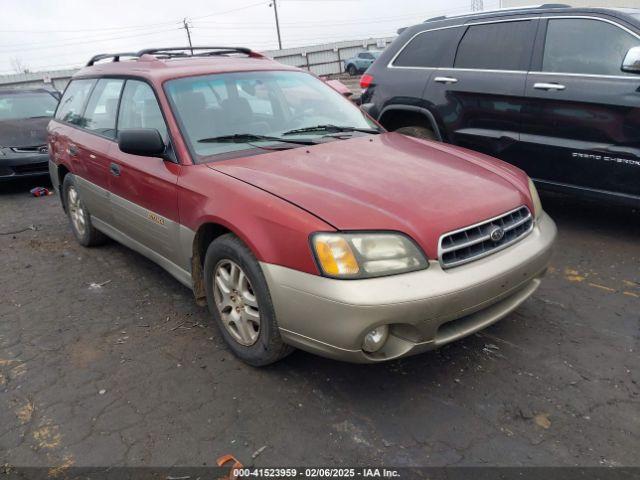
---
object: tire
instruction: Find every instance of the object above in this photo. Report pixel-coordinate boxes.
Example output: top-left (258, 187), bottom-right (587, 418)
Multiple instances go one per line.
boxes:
top-left (347, 64), bottom-right (358, 76)
top-left (395, 125), bottom-right (438, 141)
top-left (62, 174), bottom-right (107, 247)
top-left (204, 233), bottom-right (293, 366)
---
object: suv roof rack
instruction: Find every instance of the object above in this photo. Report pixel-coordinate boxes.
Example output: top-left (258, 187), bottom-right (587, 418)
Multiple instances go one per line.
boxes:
top-left (424, 3), bottom-right (570, 22)
top-left (86, 46), bottom-right (262, 66)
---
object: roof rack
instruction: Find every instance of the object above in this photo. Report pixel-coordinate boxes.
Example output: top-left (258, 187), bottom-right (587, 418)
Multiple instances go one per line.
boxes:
top-left (424, 3), bottom-right (570, 22)
top-left (86, 46), bottom-right (262, 66)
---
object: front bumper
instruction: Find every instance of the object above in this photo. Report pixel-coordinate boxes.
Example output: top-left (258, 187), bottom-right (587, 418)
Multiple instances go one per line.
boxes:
top-left (0, 153), bottom-right (50, 181)
top-left (261, 212), bottom-right (557, 363)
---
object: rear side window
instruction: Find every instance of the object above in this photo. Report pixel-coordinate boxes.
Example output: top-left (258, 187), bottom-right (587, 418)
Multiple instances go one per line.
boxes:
top-left (455, 21), bottom-right (535, 71)
top-left (393, 28), bottom-right (461, 68)
top-left (543, 19), bottom-right (640, 76)
top-left (82, 79), bottom-right (124, 138)
top-left (55, 79), bottom-right (95, 125)
top-left (117, 80), bottom-right (167, 141)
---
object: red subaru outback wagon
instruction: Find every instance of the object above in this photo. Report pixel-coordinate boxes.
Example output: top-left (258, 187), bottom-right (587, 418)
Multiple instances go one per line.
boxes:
top-left (48, 47), bottom-right (556, 365)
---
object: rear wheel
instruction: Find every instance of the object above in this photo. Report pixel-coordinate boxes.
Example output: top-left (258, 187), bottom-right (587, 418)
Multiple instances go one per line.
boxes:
top-left (395, 125), bottom-right (438, 141)
top-left (63, 174), bottom-right (107, 247)
top-left (204, 233), bottom-right (293, 366)
top-left (347, 64), bottom-right (358, 76)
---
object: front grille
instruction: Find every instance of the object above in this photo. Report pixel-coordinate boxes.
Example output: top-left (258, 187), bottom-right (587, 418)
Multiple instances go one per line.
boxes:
top-left (438, 206), bottom-right (533, 269)
top-left (11, 145), bottom-right (47, 154)
top-left (13, 162), bottom-right (49, 174)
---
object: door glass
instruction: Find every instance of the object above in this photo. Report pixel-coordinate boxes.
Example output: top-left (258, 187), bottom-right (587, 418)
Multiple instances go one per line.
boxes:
top-left (117, 80), bottom-right (168, 141)
top-left (543, 19), bottom-right (640, 76)
top-left (82, 79), bottom-right (124, 138)
top-left (55, 79), bottom-right (96, 125)
top-left (393, 28), bottom-right (461, 68)
top-left (454, 21), bottom-right (535, 71)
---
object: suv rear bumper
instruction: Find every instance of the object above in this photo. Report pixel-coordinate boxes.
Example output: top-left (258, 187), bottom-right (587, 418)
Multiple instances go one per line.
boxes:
top-left (261, 212), bottom-right (556, 363)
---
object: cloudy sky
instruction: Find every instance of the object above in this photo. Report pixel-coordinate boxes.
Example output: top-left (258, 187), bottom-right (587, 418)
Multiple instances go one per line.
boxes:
top-left (0, 0), bottom-right (500, 75)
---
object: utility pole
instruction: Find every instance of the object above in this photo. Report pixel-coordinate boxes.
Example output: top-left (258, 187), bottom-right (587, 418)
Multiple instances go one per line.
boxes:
top-left (270, 1), bottom-right (283, 50)
top-left (183, 18), bottom-right (193, 54)
top-left (471, 0), bottom-right (484, 11)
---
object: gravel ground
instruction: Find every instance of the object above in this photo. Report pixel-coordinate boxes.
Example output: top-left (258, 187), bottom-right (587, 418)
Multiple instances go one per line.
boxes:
top-left (0, 178), bottom-right (638, 469)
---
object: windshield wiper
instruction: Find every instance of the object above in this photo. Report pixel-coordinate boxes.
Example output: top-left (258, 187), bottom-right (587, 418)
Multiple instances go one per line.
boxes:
top-left (282, 124), bottom-right (380, 136)
top-left (198, 133), bottom-right (316, 145)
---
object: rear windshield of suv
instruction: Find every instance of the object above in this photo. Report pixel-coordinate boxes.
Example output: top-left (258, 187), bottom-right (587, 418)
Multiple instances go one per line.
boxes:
top-left (0, 91), bottom-right (57, 121)
top-left (165, 70), bottom-right (377, 161)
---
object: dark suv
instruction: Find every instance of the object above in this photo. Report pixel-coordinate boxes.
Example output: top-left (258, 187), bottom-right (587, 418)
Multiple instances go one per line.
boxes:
top-left (362, 5), bottom-right (640, 207)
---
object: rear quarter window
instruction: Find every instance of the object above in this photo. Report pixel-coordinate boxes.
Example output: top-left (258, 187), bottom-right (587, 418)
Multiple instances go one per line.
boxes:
top-left (393, 27), bottom-right (461, 68)
top-left (55, 79), bottom-right (96, 125)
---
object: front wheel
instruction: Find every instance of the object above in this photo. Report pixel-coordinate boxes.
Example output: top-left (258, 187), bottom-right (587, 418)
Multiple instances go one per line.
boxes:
top-left (204, 233), bottom-right (293, 366)
top-left (347, 64), bottom-right (358, 76)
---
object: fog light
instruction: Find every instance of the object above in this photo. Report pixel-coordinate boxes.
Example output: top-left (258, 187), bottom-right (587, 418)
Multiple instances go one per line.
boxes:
top-left (362, 325), bottom-right (389, 353)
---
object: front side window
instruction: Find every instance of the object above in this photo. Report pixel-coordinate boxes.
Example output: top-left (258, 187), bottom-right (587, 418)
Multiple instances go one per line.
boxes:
top-left (165, 70), bottom-right (378, 161)
top-left (82, 79), bottom-right (124, 138)
top-left (542, 18), bottom-right (640, 76)
top-left (55, 79), bottom-right (96, 125)
top-left (117, 80), bottom-right (168, 141)
top-left (454, 21), bottom-right (535, 71)
top-left (0, 91), bottom-right (58, 121)
top-left (393, 28), bottom-right (460, 68)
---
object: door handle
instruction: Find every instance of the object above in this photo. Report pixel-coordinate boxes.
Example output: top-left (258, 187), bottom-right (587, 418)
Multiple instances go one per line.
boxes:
top-left (110, 163), bottom-right (121, 177)
top-left (434, 76), bottom-right (459, 84)
top-left (533, 82), bottom-right (566, 91)
top-left (68, 144), bottom-right (78, 156)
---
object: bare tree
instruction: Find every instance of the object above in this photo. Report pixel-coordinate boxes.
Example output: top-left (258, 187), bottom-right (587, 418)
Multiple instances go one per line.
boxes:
top-left (10, 57), bottom-right (31, 74)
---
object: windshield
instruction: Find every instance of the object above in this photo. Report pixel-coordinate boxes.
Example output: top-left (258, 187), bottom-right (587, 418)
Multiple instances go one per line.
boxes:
top-left (0, 91), bottom-right (58, 121)
top-left (165, 70), bottom-right (378, 161)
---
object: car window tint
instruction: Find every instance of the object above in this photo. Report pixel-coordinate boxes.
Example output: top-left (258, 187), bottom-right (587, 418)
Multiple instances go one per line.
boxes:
top-left (0, 92), bottom-right (57, 121)
top-left (360, 52), bottom-right (374, 59)
top-left (393, 28), bottom-right (461, 68)
top-left (82, 79), bottom-right (124, 138)
top-left (454, 21), bottom-right (534, 71)
top-left (55, 79), bottom-right (96, 125)
top-left (117, 80), bottom-right (168, 141)
top-left (543, 19), bottom-right (640, 76)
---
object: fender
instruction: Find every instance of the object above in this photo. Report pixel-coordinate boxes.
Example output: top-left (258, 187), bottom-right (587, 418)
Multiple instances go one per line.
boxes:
top-left (377, 104), bottom-right (443, 142)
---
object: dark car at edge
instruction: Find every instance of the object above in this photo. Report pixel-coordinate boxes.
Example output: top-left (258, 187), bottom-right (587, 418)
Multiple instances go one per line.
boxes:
top-left (361, 4), bottom-right (640, 207)
top-left (0, 88), bottom-right (59, 182)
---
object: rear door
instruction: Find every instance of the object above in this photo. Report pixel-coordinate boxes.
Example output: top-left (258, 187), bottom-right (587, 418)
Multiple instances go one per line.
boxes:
top-left (107, 79), bottom-right (182, 266)
top-left (424, 18), bottom-right (538, 162)
top-left (520, 16), bottom-right (640, 198)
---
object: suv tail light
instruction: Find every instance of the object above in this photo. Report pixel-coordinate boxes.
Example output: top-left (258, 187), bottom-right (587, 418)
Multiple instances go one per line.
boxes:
top-left (360, 74), bottom-right (374, 89)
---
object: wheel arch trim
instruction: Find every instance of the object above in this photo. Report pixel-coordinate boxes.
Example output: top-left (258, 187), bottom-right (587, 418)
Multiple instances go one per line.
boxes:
top-left (377, 105), bottom-right (443, 141)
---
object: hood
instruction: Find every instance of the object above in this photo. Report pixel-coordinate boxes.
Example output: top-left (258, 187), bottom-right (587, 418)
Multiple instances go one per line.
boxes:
top-left (0, 117), bottom-right (50, 148)
top-left (208, 133), bottom-right (532, 259)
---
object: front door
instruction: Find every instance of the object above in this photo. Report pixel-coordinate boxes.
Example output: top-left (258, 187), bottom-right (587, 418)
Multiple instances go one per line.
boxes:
top-left (519, 17), bottom-right (640, 198)
top-left (425, 18), bottom-right (538, 163)
top-left (107, 79), bottom-right (182, 266)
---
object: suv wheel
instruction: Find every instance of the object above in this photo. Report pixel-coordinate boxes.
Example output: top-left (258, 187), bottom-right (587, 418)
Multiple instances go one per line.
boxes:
top-left (63, 174), bottom-right (107, 247)
top-left (204, 233), bottom-right (293, 366)
top-left (347, 64), bottom-right (358, 76)
top-left (395, 126), bottom-right (438, 141)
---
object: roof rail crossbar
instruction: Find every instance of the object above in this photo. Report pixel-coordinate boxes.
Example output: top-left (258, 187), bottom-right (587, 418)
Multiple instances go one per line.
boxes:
top-left (423, 3), bottom-right (571, 22)
top-left (136, 46), bottom-right (262, 58)
top-left (86, 52), bottom-right (138, 67)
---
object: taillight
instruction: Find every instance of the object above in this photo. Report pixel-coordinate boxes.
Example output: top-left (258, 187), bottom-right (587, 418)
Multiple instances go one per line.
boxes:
top-left (360, 74), bottom-right (374, 89)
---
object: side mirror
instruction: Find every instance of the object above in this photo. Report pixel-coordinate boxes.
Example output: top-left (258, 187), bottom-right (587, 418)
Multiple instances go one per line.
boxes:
top-left (118, 129), bottom-right (165, 157)
top-left (325, 79), bottom-right (354, 99)
top-left (622, 46), bottom-right (640, 73)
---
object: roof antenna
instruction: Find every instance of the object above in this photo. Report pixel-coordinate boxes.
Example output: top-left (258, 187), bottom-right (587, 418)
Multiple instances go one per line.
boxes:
top-left (182, 18), bottom-right (194, 55)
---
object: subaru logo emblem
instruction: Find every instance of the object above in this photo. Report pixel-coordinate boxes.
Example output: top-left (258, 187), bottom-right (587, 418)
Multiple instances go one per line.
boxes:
top-left (489, 226), bottom-right (505, 242)
top-left (39, 146), bottom-right (48, 154)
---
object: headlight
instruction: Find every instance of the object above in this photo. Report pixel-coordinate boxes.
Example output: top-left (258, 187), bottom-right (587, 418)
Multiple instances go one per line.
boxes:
top-left (311, 232), bottom-right (428, 279)
top-left (528, 178), bottom-right (542, 219)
